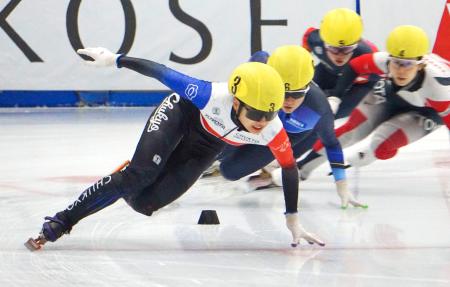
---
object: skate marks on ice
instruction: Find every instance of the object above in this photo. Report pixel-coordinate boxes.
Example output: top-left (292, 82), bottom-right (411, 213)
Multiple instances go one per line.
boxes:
top-left (0, 108), bottom-right (449, 286)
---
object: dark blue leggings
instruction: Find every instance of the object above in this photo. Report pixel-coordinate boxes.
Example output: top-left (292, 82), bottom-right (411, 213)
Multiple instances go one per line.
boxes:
top-left (335, 81), bottom-right (378, 119)
top-left (63, 96), bottom-right (225, 226)
top-left (220, 131), bottom-right (316, 180)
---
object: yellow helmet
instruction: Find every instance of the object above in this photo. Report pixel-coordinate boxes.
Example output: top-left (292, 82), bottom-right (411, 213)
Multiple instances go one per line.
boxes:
top-left (386, 25), bottom-right (429, 58)
top-left (228, 62), bottom-right (284, 112)
top-left (267, 45), bottom-right (314, 91)
top-left (319, 8), bottom-right (363, 46)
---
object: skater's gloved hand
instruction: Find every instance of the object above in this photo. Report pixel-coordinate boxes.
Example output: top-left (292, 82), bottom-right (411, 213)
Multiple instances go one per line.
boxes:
top-left (285, 212), bottom-right (325, 247)
top-left (77, 47), bottom-right (120, 67)
top-left (327, 96), bottom-right (341, 115)
top-left (336, 179), bottom-right (368, 209)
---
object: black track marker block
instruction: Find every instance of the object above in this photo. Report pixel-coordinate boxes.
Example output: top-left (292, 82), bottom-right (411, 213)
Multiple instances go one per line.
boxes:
top-left (197, 210), bottom-right (220, 225)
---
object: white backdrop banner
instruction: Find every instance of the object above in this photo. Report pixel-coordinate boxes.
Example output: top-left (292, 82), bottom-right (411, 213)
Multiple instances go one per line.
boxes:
top-left (0, 0), bottom-right (447, 90)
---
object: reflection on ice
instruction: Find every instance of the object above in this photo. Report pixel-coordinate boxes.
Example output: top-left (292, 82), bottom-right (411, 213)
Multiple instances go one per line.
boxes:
top-left (0, 108), bottom-right (448, 287)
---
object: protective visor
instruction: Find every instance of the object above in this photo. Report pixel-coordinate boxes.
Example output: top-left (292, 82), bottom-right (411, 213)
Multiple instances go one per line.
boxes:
top-left (240, 101), bottom-right (278, 121)
top-left (285, 85), bottom-right (310, 99)
top-left (325, 43), bottom-right (358, 55)
top-left (389, 57), bottom-right (424, 68)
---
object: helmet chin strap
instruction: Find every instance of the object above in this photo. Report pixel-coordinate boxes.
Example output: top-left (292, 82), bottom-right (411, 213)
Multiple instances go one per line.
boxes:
top-left (231, 104), bottom-right (248, 132)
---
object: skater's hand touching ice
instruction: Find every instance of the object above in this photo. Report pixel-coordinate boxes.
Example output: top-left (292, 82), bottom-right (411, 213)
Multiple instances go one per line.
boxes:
top-left (285, 213), bottom-right (325, 247)
top-left (336, 180), bottom-right (368, 209)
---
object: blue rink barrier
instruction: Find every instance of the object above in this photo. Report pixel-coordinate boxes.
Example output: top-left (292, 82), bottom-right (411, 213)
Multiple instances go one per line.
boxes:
top-left (0, 90), bottom-right (171, 107)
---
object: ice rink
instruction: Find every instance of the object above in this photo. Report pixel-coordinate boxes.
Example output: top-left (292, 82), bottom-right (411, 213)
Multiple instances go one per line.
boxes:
top-left (1, 107), bottom-right (449, 287)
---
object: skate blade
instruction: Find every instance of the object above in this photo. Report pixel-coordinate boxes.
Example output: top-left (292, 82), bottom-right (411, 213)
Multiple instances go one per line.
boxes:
top-left (248, 177), bottom-right (277, 190)
top-left (24, 237), bottom-right (44, 251)
top-left (201, 169), bottom-right (221, 178)
top-left (254, 183), bottom-right (278, 190)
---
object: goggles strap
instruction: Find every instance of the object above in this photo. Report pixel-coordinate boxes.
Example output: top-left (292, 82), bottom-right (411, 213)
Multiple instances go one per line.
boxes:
top-left (231, 102), bottom-right (248, 132)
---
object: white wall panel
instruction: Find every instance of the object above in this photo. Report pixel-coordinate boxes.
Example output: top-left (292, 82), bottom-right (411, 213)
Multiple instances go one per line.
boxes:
top-left (0, 0), bottom-right (447, 90)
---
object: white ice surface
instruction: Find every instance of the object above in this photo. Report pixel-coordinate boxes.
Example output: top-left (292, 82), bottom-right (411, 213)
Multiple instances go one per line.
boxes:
top-left (0, 107), bottom-right (449, 287)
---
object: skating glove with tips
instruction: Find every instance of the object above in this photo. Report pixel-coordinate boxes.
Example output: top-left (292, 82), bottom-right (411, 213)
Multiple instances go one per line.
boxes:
top-left (77, 47), bottom-right (121, 67)
top-left (285, 213), bottom-right (325, 247)
top-left (336, 179), bottom-right (368, 209)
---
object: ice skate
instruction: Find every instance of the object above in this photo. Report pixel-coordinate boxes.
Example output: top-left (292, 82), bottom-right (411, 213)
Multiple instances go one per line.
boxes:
top-left (24, 212), bottom-right (72, 251)
top-left (247, 169), bottom-right (277, 190)
top-left (201, 160), bottom-right (221, 178)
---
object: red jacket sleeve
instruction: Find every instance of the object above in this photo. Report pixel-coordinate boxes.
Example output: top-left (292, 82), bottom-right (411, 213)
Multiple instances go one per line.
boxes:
top-left (426, 99), bottom-right (450, 129)
top-left (349, 53), bottom-right (385, 76)
top-left (361, 39), bottom-right (379, 52)
top-left (268, 128), bottom-right (300, 214)
top-left (268, 129), bottom-right (296, 168)
top-left (302, 27), bottom-right (316, 52)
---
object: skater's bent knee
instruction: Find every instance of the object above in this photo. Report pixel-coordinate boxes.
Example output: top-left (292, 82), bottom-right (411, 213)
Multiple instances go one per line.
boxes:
top-left (374, 147), bottom-right (398, 160)
top-left (219, 164), bottom-right (242, 181)
top-left (134, 207), bottom-right (154, 217)
top-left (373, 130), bottom-right (407, 160)
top-left (125, 198), bottom-right (155, 216)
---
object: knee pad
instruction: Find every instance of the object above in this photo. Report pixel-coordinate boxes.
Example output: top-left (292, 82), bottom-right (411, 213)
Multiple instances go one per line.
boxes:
top-left (374, 147), bottom-right (398, 160)
top-left (372, 130), bottom-right (406, 160)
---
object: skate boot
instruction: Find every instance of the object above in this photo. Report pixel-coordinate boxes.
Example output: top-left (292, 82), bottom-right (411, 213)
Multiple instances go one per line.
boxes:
top-left (269, 166), bottom-right (307, 187)
top-left (247, 169), bottom-right (276, 190)
top-left (25, 212), bottom-right (72, 251)
top-left (201, 160), bottom-right (221, 178)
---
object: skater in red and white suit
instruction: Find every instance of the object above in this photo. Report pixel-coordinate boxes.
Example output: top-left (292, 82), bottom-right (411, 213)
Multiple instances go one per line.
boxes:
top-left (298, 25), bottom-right (450, 175)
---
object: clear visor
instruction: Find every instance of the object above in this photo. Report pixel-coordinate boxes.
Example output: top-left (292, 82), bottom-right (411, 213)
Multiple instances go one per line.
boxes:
top-left (389, 57), bottom-right (424, 68)
top-left (324, 43), bottom-right (358, 55)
